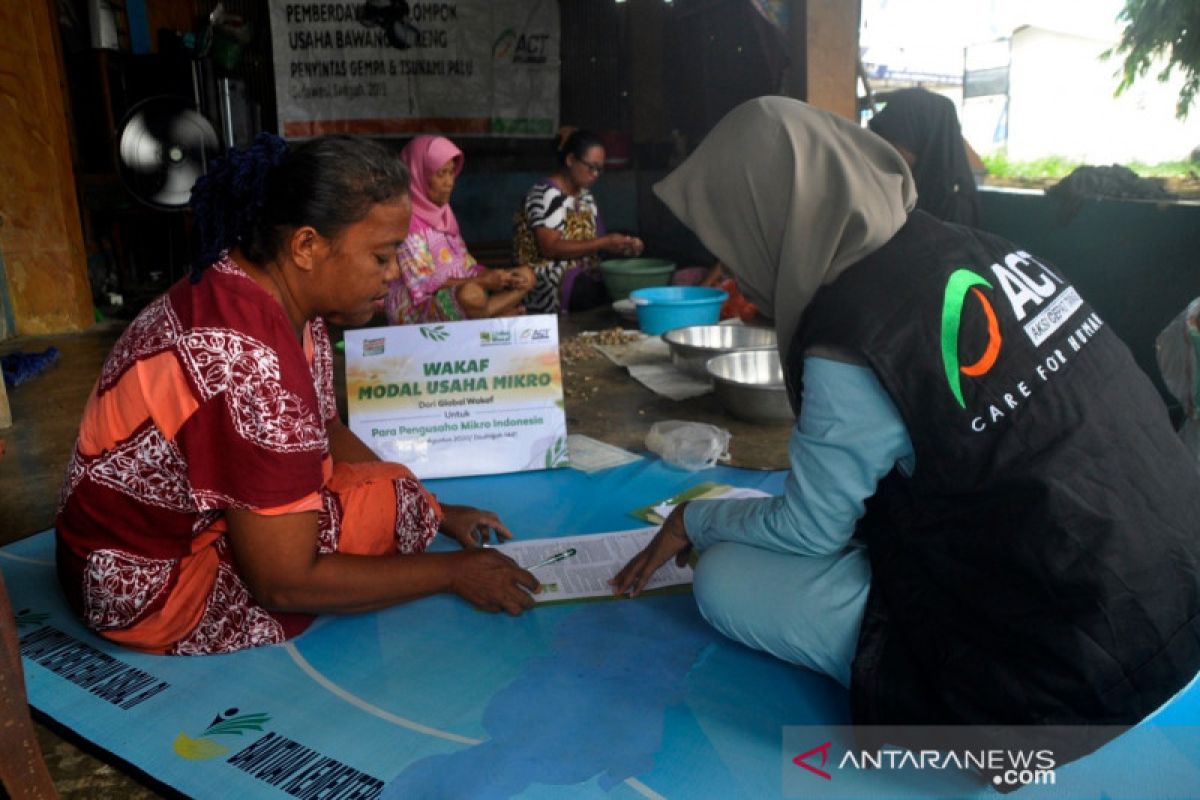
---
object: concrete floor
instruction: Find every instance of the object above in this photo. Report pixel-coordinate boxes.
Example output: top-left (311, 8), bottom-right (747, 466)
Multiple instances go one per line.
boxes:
top-left (1, 323), bottom-right (124, 545)
top-left (0, 307), bottom-right (793, 797)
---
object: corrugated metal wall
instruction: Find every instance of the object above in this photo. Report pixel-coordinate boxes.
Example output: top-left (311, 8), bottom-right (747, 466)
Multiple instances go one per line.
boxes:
top-left (558, 1), bottom-right (626, 133)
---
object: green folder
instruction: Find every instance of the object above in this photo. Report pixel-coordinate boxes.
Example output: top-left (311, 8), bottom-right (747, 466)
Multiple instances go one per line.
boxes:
top-left (629, 481), bottom-right (734, 524)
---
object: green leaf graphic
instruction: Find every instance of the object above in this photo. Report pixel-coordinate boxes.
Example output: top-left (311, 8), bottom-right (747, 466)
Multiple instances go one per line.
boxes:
top-left (544, 436), bottom-right (569, 469)
top-left (419, 325), bottom-right (449, 342)
top-left (205, 712), bottom-right (272, 737)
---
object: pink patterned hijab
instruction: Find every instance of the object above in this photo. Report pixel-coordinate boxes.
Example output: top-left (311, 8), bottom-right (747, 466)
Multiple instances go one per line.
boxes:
top-left (400, 135), bottom-right (464, 237)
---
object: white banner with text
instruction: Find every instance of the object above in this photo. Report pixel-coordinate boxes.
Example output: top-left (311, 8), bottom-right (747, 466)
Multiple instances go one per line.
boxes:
top-left (344, 315), bottom-right (567, 479)
top-left (269, 0), bottom-right (560, 138)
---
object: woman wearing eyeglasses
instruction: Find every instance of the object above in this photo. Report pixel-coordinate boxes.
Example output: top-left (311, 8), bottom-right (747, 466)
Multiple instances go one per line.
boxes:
top-left (513, 128), bottom-right (644, 313)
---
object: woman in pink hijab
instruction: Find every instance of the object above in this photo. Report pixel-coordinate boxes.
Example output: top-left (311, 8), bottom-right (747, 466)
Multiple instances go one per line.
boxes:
top-left (385, 135), bottom-right (533, 324)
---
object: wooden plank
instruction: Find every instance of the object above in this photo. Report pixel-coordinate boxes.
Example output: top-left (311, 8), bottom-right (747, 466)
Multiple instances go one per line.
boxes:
top-left (0, 0), bottom-right (93, 335)
top-left (802, 0), bottom-right (861, 120)
top-left (0, 376), bottom-right (10, 429)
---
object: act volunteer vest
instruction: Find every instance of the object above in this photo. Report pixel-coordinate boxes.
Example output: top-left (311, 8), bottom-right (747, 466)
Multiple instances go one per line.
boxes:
top-left (790, 211), bottom-right (1200, 736)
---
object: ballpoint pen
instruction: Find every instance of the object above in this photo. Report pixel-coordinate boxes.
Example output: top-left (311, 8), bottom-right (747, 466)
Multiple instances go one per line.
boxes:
top-left (470, 528), bottom-right (496, 548)
top-left (525, 547), bottom-right (577, 571)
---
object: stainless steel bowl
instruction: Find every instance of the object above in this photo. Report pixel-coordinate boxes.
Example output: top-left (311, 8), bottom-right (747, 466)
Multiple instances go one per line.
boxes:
top-left (661, 324), bottom-right (777, 378)
top-left (705, 350), bottom-right (794, 424)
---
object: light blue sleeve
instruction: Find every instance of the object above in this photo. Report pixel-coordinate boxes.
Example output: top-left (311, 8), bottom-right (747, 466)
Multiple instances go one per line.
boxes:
top-left (683, 357), bottom-right (915, 556)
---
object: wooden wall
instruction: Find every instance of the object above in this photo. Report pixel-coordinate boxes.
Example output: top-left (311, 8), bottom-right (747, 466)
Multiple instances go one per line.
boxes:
top-left (0, 0), bottom-right (93, 336)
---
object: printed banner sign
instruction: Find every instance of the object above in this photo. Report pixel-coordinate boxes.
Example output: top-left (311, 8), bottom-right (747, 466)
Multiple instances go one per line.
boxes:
top-left (344, 315), bottom-right (567, 479)
top-left (269, 0), bottom-right (560, 138)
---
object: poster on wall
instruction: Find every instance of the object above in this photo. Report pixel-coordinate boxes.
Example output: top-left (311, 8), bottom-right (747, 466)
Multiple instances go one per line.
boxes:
top-left (269, 0), bottom-right (560, 138)
top-left (344, 315), bottom-right (568, 479)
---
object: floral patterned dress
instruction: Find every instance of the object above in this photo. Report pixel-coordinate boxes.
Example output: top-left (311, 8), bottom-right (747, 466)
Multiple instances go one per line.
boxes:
top-left (385, 227), bottom-right (486, 324)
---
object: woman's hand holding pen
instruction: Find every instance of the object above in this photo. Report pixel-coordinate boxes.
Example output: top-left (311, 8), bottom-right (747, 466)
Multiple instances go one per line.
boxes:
top-left (610, 503), bottom-right (692, 598)
top-left (440, 505), bottom-right (536, 615)
top-left (439, 504), bottom-right (512, 549)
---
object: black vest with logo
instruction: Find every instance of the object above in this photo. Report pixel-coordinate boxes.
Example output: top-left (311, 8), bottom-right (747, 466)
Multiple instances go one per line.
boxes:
top-left (790, 211), bottom-right (1200, 740)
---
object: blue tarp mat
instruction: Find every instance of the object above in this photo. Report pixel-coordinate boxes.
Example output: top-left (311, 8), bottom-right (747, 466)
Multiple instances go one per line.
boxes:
top-left (4, 458), bottom-right (1199, 798)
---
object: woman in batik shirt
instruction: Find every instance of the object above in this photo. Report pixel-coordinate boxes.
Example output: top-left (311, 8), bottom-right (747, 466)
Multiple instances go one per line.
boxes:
top-left (55, 135), bottom-right (538, 655)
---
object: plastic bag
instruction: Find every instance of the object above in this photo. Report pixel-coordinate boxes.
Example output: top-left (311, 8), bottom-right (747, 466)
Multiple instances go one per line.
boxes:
top-left (1155, 297), bottom-right (1200, 463)
top-left (645, 420), bottom-right (731, 471)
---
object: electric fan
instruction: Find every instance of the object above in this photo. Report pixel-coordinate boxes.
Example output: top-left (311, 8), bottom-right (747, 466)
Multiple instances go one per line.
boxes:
top-left (116, 96), bottom-right (220, 210)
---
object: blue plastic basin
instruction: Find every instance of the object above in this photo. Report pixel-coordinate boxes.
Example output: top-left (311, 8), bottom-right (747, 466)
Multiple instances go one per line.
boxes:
top-left (629, 286), bottom-right (729, 335)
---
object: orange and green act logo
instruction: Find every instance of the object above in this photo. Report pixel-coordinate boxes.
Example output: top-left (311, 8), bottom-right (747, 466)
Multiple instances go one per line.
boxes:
top-left (940, 269), bottom-right (1003, 408)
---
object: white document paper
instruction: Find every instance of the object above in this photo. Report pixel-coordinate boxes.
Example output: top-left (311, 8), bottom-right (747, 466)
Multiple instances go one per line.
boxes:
top-left (494, 528), bottom-right (692, 603)
top-left (591, 333), bottom-right (669, 367)
top-left (625, 363), bottom-right (713, 401)
top-left (592, 334), bottom-right (713, 401)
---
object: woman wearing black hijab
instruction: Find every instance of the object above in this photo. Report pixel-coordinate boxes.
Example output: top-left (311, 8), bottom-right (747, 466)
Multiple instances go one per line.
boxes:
top-left (869, 87), bottom-right (981, 227)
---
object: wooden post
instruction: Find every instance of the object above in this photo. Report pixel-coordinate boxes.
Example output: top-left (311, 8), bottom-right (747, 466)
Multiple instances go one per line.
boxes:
top-left (0, 0), bottom-right (94, 335)
top-left (0, 376), bottom-right (11, 429)
top-left (784, 0), bottom-right (861, 120)
top-left (0, 570), bottom-right (60, 798)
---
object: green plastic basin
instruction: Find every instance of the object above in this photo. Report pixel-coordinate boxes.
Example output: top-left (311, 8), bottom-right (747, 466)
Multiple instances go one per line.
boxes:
top-left (599, 258), bottom-right (676, 300)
